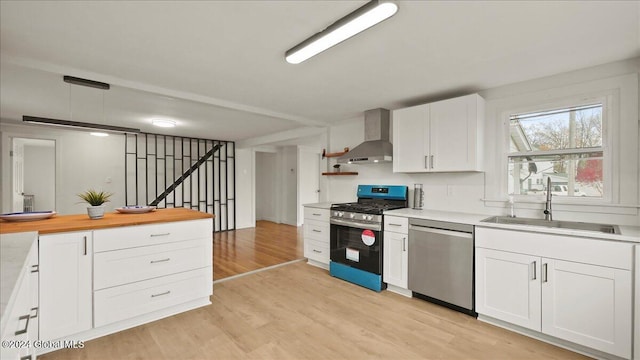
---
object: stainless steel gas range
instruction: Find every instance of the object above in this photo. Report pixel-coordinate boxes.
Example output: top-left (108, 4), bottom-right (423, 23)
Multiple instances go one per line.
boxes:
top-left (329, 185), bottom-right (408, 291)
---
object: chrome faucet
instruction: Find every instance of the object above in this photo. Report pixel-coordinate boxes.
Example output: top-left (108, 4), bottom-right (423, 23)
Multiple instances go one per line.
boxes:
top-left (544, 177), bottom-right (552, 221)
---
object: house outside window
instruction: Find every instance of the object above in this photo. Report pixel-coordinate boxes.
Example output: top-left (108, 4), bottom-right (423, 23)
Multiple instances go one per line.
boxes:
top-left (507, 103), bottom-right (605, 198)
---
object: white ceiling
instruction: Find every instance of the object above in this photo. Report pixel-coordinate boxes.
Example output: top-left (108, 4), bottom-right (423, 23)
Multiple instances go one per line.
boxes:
top-left (1, 1), bottom-right (638, 142)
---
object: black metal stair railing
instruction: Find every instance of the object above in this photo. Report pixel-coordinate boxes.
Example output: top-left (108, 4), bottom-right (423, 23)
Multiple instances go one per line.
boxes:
top-left (124, 133), bottom-right (236, 232)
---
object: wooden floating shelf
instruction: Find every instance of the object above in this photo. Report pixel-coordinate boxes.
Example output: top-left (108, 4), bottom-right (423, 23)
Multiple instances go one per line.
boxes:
top-left (322, 147), bottom-right (349, 158)
top-left (322, 172), bottom-right (358, 176)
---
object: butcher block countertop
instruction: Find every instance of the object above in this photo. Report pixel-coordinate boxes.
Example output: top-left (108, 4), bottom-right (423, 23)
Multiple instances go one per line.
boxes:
top-left (0, 208), bottom-right (213, 235)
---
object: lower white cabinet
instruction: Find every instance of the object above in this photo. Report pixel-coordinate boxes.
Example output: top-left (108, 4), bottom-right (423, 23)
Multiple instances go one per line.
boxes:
top-left (383, 216), bottom-right (409, 294)
top-left (303, 207), bottom-right (330, 267)
top-left (476, 227), bottom-right (633, 359)
top-left (475, 248), bottom-right (541, 330)
top-left (39, 231), bottom-right (93, 341)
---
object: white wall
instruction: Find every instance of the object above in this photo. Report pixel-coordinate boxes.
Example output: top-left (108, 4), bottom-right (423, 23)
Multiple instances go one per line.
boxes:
top-left (280, 146), bottom-right (298, 226)
top-left (1, 123), bottom-right (125, 214)
top-left (23, 144), bottom-right (55, 211)
top-left (234, 148), bottom-right (254, 229)
top-left (255, 151), bottom-right (278, 222)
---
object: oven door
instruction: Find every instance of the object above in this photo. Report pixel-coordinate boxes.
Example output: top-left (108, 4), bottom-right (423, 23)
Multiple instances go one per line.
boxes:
top-left (330, 220), bottom-right (382, 274)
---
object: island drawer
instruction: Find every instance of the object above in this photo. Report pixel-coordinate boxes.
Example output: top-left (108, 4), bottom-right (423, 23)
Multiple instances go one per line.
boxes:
top-left (93, 219), bottom-right (212, 252)
top-left (94, 238), bottom-right (211, 290)
top-left (93, 267), bottom-right (212, 327)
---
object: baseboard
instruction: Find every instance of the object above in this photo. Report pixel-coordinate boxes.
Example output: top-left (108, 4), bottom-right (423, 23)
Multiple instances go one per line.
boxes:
top-left (385, 284), bottom-right (412, 298)
top-left (306, 258), bottom-right (329, 270)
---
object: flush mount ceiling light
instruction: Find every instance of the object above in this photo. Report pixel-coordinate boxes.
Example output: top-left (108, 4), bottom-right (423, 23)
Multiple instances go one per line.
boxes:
top-left (285, 0), bottom-right (398, 64)
top-left (90, 132), bottom-right (109, 137)
top-left (151, 119), bottom-right (176, 128)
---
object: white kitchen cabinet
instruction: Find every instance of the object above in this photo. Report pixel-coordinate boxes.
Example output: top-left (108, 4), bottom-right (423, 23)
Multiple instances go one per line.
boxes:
top-left (303, 207), bottom-right (330, 268)
top-left (475, 247), bottom-right (541, 331)
top-left (392, 93), bottom-right (485, 173)
top-left (383, 216), bottom-right (410, 296)
top-left (39, 231), bottom-right (93, 341)
top-left (475, 227), bottom-right (633, 359)
top-left (542, 258), bottom-right (632, 358)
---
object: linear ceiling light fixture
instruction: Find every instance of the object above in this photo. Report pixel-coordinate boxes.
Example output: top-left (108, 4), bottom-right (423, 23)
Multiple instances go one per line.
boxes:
top-left (23, 116), bottom-right (141, 134)
top-left (285, 0), bottom-right (398, 64)
top-left (63, 75), bottom-right (110, 90)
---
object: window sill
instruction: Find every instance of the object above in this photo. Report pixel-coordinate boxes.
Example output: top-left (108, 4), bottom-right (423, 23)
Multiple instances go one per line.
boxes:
top-left (482, 198), bottom-right (639, 216)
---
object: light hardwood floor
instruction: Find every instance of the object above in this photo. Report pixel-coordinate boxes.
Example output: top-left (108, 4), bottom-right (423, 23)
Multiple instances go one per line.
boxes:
top-left (41, 261), bottom-right (587, 360)
top-left (213, 221), bottom-right (304, 281)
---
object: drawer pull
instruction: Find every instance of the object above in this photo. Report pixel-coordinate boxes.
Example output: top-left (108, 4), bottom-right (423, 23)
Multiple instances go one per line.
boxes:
top-left (151, 290), bottom-right (171, 298)
top-left (312, 229), bottom-right (322, 233)
top-left (312, 249), bottom-right (322, 253)
top-left (388, 223), bottom-right (403, 227)
top-left (312, 213), bottom-right (322, 216)
top-left (150, 233), bottom-right (171, 237)
top-left (30, 307), bottom-right (38, 319)
top-left (20, 355), bottom-right (32, 360)
top-left (15, 314), bottom-right (30, 335)
top-left (150, 258), bottom-right (171, 264)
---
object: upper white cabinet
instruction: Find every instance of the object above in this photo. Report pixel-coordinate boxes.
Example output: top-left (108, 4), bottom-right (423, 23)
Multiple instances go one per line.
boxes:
top-left (476, 227), bottom-right (633, 359)
top-left (392, 93), bottom-right (485, 173)
top-left (39, 231), bottom-right (93, 341)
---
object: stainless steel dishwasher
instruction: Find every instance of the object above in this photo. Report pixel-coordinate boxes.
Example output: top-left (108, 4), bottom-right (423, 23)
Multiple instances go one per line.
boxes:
top-left (408, 218), bottom-right (475, 316)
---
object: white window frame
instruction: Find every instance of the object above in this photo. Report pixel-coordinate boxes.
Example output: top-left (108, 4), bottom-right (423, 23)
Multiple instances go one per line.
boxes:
top-left (501, 91), bottom-right (616, 205)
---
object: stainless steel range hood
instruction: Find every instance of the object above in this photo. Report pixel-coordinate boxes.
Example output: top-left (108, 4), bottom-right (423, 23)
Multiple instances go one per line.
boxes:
top-left (337, 108), bottom-right (393, 164)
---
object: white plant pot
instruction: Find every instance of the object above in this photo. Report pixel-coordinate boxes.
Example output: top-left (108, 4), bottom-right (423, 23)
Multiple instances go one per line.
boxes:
top-left (87, 205), bottom-right (105, 220)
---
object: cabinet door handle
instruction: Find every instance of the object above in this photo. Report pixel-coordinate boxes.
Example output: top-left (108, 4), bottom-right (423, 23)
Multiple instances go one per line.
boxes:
top-left (151, 290), bottom-right (171, 298)
top-left (542, 263), bottom-right (548, 283)
top-left (402, 237), bottom-right (406, 251)
top-left (430, 155), bottom-right (434, 169)
top-left (150, 258), bottom-right (171, 264)
top-left (531, 261), bottom-right (536, 280)
top-left (20, 355), bottom-right (32, 360)
top-left (15, 314), bottom-right (30, 335)
top-left (150, 233), bottom-right (170, 237)
top-left (83, 236), bottom-right (87, 256)
top-left (424, 155), bottom-right (429, 169)
top-left (31, 264), bottom-right (39, 273)
top-left (30, 307), bottom-right (38, 319)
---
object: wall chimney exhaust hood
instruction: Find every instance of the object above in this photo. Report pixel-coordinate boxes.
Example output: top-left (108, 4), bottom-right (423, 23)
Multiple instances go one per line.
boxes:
top-left (337, 108), bottom-right (393, 164)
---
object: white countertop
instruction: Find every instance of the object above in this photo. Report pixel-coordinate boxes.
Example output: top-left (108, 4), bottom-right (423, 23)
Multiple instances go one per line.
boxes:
top-left (385, 208), bottom-right (640, 244)
top-left (303, 202), bottom-right (333, 210)
top-left (1, 231), bottom-right (37, 328)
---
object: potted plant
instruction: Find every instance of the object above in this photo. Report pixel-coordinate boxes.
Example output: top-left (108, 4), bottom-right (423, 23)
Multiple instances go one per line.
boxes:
top-left (78, 189), bottom-right (113, 219)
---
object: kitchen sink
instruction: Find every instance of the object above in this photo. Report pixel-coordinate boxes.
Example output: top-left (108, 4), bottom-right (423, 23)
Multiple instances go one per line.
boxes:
top-left (481, 216), bottom-right (620, 234)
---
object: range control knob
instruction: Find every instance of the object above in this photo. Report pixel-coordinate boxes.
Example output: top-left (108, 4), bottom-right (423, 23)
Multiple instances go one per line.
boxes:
top-left (349, 213), bottom-right (355, 219)
top-left (338, 212), bottom-right (344, 217)
top-left (366, 215), bottom-right (373, 221)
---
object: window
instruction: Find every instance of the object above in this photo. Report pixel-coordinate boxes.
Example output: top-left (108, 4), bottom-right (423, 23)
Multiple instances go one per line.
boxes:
top-left (507, 103), bottom-right (604, 198)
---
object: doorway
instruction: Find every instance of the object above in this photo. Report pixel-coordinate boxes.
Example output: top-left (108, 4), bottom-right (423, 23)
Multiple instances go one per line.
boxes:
top-left (11, 138), bottom-right (56, 212)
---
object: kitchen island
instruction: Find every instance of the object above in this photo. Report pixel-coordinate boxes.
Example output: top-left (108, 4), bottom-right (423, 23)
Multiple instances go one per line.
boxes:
top-left (1, 208), bottom-right (213, 359)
